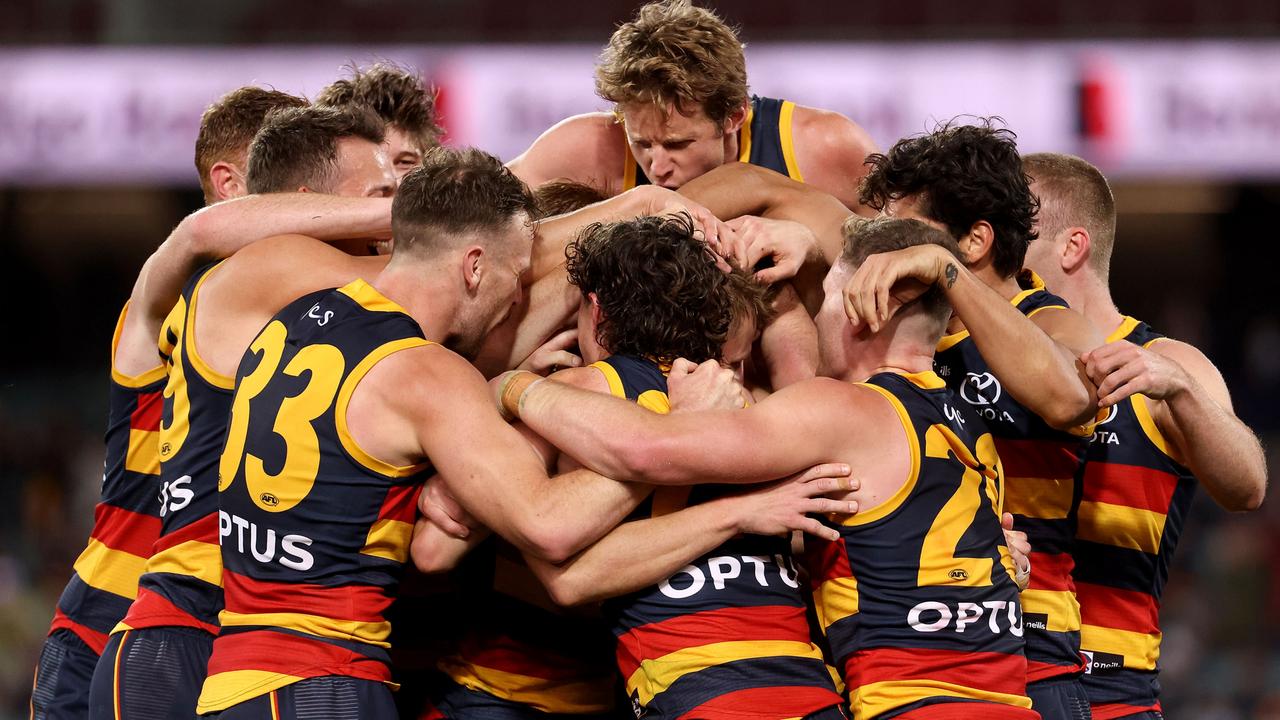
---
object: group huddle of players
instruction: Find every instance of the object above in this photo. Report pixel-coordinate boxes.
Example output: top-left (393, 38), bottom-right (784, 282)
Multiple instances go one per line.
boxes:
top-left (28, 2), bottom-right (1268, 720)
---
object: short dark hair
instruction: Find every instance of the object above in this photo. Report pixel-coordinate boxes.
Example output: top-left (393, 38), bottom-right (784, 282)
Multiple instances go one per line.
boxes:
top-left (1022, 152), bottom-right (1117, 278)
top-left (841, 216), bottom-right (962, 326)
top-left (391, 147), bottom-right (538, 257)
top-left (532, 179), bottom-right (608, 219)
top-left (725, 268), bottom-right (775, 335)
top-left (567, 213), bottom-right (732, 364)
top-left (194, 87), bottom-right (307, 203)
top-left (246, 105), bottom-right (386, 194)
top-left (315, 62), bottom-right (443, 153)
top-left (859, 119), bottom-right (1038, 279)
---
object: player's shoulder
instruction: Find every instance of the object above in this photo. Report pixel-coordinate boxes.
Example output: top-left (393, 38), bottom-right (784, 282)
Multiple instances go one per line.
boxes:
top-left (1147, 336), bottom-right (1226, 388)
top-left (548, 364), bottom-right (612, 393)
top-left (790, 103), bottom-right (878, 160)
top-left (510, 112), bottom-right (627, 190)
top-left (221, 233), bottom-right (332, 274)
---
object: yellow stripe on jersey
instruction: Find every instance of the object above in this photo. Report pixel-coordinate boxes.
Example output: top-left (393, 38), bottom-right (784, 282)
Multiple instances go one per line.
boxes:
top-left (738, 105), bottom-right (755, 163)
top-left (637, 389), bottom-right (670, 414)
top-left (334, 336), bottom-right (433, 478)
top-left (842, 384), bottom-right (920, 526)
top-left (854, 678), bottom-right (1034, 719)
top-left (183, 262), bottom-right (235, 390)
top-left (777, 101), bottom-right (804, 182)
top-left (1080, 624), bottom-right (1161, 670)
top-left (73, 538), bottom-right (148, 599)
top-left (143, 540), bottom-right (223, 587)
top-left (1002, 477), bottom-right (1074, 520)
top-left (196, 669), bottom-right (306, 715)
top-left (360, 518), bottom-right (415, 563)
top-left (1131, 390), bottom-right (1180, 463)
top-left (218, 610), bottom-right (392, 648)
top-left (589, 361), bottom-right (626, 399)
top-left (338, 278), bottom-right (412, 315)
top-left (1106, 316), bottom-right (1142, 344)
top-left (109, 303), bottom-right (168, 388)
top-left (813, 574), bottom-right (859, 630)
top-left (444, 663), bottom-right (615, 715)
top-left (1019, 589), bottom-right (1082, 632)
top-left (124, 428), bottom-right (161, 475)
top-left (627, 640), bottom-right (824, 709)
top-left (1077, 501), bottom-right (1167, 555)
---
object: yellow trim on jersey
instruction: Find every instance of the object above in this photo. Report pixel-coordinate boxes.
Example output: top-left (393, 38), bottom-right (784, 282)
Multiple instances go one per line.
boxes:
top-left (1019, 588), bottom-right (1081, 632)
top-left (197, 669), bottom-right (306, 714)
top-left (1077, 500), bottom-right (1166, 555)
top-left (1011, 270), bottom-right (1048, 306)
top-left (813, 574), bottom-right (859, 630)
top-left (1080, 624), bottom-right (1161, 670)
top-left (936, 271), bottom-right (1060, 352)
top-left (626, 640), bottom-right (824, 709)
top-left (444, 663), bottom-right (615, 714)
top-left (73, 538), bottom-right (147, 599)
top-left (1026, 304), bottom-right (1068, 320)
top-left (589, 360), bottom-right (627, 399)
top-left (124, 428), bottom-right (161, 475)
top-left (623, 145), bottom-right (638, 191)
top-left (270, 690), bottom-right (281, 720)
top-left (1131, 390), bottom-right (1178, 462)
top-left (853, 678), bottom-right (1034, 718)
top-left (1107, 316), bottom-right (1142, 344)
top-left (899, 370), bottom-right (947, 390)
top-left (182, 261), bottom-right (235, 390)
top-left (360, 518), bottom-right (415, 563)
top-left (110, 303), bottom-right (167, 388)
top-left (338, 278), bottom-right (409, 315)
top-left (637, 389), bottom-right (671, 413)
top-left (112, 630), bottom-right (128, 720)
top-left (218, 610), bottom-right (392, 647)
top-left (842, 384), bottom-right (920, 526)
top-left (738, 104), bottom-right (755, 163)
top-left (1002, 477), bottom-right (1074, 520)
top-left (334, 337), bottom-right (433, 478)
top-left (778, 101), bottom-right (805, 182)
top-left (142, 539), bottom-right (222, 587)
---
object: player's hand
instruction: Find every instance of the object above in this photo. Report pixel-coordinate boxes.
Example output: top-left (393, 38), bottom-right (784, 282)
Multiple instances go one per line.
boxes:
top-left (1081, 340), bottom-right (1192, 407)
top-left (640, 186), bottom-right (729, 253)
top-left (725, 216), bottom-right (819, 284)
top-left (418, 476), bottom-right (476, 539)
top-left (1002, 512), bottom-right (1032, 592)
top-left (517, 328), bottom-right (582, 376)
top-left (731, 463), bottom-right (859, 542)
top-left (843, 244), bottom-right (956, 332)
top-left (668, 358), bottom-right (752, 412)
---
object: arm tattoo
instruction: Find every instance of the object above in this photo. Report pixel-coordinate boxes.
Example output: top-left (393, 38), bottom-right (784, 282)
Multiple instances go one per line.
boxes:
top-left (944, 262), bottom-right (958, 289)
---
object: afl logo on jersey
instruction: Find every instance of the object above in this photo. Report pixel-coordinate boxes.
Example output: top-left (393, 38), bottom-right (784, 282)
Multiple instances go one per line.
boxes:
top-left (960, 372), bottom-right (1002, 406)
top-left (259, 492), bottom-right (280, 507)
top-left (949, 568), bottom-right (969, 581)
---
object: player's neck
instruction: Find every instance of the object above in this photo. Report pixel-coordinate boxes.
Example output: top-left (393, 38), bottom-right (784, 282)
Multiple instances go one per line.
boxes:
top-left (721, 130), bottom-right (740, 167)
top-left (368, 265), bottom-right (458, 344)
top-left (1058, 271), bottom-right (1126, 339)
top-left (944, 264), bottom-right (1022, 335)
top-left (844, 332), bottom-right (936, 383)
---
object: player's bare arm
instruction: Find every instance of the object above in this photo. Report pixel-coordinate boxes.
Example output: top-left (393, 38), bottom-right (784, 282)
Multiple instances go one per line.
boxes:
top-left (114, 194), bottom-right (392, 377)
top-left (507, 112), bottom-right (628, 196)
top-left (790, 104), bottom-right (879, 213)
top-left (843, 243), bottom-right (1100, 430)
top-left (1082, 338), bottom-right (1267, 511)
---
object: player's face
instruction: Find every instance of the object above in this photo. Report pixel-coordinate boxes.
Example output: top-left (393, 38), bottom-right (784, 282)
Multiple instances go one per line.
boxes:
top-left (722, 313), bottom-right (758, 367)
top-left (816, 259), bottom-right (856, 379)
top-left (1023, 182), bottom-right (1067, 288)
top-left (384, 125), bottom-right (424, 180)
top-left (622, 103), bottom-right (731, 189)
top-left (331, 137), bottom-right (398, 199)
top-left (483, 215), bottom-right (536, 334)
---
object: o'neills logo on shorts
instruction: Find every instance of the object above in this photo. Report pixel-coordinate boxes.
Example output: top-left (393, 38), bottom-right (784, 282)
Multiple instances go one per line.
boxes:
top-left (1082, 650), bottom-right (1125, 674)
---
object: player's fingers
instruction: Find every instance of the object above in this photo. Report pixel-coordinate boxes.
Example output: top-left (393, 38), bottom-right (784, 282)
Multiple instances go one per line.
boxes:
top-left (543, 327), bottom-right (578, 350)
top-left (1098, 377), bottom-right (1143, 408)
top-left (542, 350), bottom-right (582, 370)
top-left (421, 501), bottom-right (470, 539)
top-left (1096, 363), bottom-right (1143, 404)
top-left (801, 518), bottom-right (842, 543)
top-left (753, 265), bottom-right (788, 285)
top-left (806, 498), bottom-right (859, 515)
top-left (668, 357), bottom-right (696, 379)
top-left (1001, 512), bottom-right (1016, 531)
top-left (793, 463), bottom-right (853, 483)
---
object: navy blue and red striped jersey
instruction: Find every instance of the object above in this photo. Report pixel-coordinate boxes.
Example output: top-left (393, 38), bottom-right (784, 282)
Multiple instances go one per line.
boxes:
top-left (48, 304), bottom-right (168, 654)
top-left (1074, 317), bottom-right (1197, 719)
top-left (808, 370), bottom-right (1036, 719)
top-left (197, 279), bottom-right (432, 714)
top-left (932, 270), bottom-right (1091, 683)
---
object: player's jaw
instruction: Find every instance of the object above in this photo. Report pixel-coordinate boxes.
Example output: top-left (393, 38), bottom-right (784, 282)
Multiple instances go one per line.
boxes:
top-left (621, 102), bottom-right (732, 189)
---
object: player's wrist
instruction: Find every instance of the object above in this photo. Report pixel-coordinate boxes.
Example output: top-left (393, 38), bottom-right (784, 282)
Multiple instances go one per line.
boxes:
top-left (497, 370), bottom-right (542, 421)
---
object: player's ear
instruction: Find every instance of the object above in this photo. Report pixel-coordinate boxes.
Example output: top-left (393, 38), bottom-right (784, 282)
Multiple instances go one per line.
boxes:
top-left (462, 246), bottom-right (485, 292)
top-left (957, 220), bottom-right (994, 266)
top-left (588, 292), bottom-right (603, 324)
top-left (722, 102), bottom-right (749, 136)
top-left (208, 161), bottom-right (246, 201)
top-left (1060, 227), bottom-right (1091, 274)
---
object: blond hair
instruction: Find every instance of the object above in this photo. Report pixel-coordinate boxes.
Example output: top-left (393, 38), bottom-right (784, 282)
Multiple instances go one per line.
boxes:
top-left (594, 0), bottom-right (748, 128)
top-left (1022, 152), bottom-right (1117, 278)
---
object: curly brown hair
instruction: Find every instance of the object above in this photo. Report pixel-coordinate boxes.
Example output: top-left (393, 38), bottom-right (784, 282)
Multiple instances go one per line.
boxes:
top-left (566, 213), bottom-right (732, 364)
top-left (315, 62), bottom-right (443, 153)
top-left (194, 86), bottom-right (307, 203)
top-left (594, 0), bottom-right (748, 128)
top-left (859, 118), bottom-right (1039, 279)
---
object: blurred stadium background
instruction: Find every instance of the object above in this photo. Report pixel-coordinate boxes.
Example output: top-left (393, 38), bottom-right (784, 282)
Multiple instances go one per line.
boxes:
top-left (2, 1), bottom-right (1279, 717)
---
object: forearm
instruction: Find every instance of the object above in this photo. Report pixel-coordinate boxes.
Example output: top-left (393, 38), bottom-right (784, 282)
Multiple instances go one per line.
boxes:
top-left (946, 269), bottom-right (1094, 428)
top-left (528, 494), bottom-right (741, 606)
top-left (182, 193), bottom-right (391, 256)
top-left (1163, 388), bottom-right (1267, 511)
top-left (520, 468), bottom-right (651, 562)
top-left (531, 188), bottom-right (658, 280)
top-left (409, 517), bottom-right (491, 574)
top-left (760, 287), bottom-right (819, 390)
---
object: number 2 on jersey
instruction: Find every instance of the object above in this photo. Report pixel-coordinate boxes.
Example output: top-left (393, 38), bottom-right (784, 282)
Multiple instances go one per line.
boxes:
top-left (219, 320), bottom-right (346, 513)
top-left (918, 424), bottom-right (1003, 587)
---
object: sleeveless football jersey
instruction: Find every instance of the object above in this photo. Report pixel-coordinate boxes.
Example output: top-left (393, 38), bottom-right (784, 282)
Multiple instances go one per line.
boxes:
top-left (809, 370), bottom-right (1035, 719)
top-left (1074, 317), bottom-right (1197, 719)
top-left (597, 354), bottom-right (843, 720)
top-left (48, 304), bottom-right (168, 654)
top-left (117, 262), bottom-right (232, 636)
top-left (932, 270), bottom-right (1091, 683)
top-left (623, 95), bottom-right (805, 190)
top-left (197, 279), bottom-right (432, 713)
